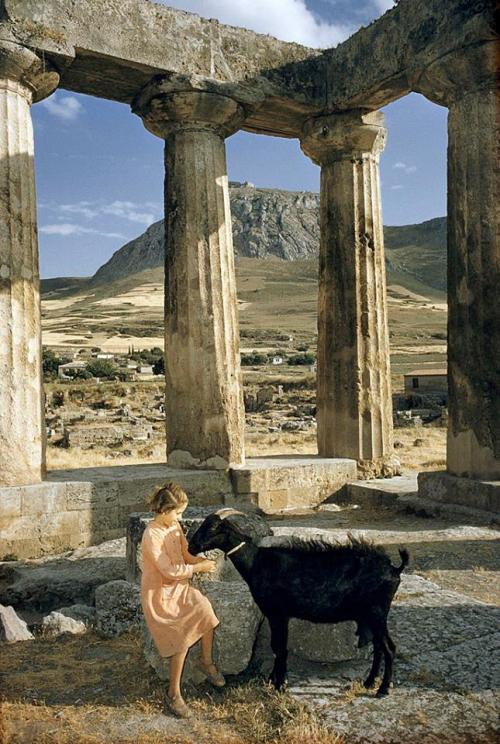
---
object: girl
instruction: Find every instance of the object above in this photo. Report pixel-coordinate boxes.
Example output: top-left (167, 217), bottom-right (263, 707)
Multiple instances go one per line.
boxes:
top-left (141, 482), bottom-right (224, 718)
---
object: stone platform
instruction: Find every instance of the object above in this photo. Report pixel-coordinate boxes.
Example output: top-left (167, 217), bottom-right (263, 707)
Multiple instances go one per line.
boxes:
top-left (418, 471), bottom-right (500, 515)
top-left (229, 455), bottom-right (357, 512)
top-left (0, 457), bottom-right (356, 560)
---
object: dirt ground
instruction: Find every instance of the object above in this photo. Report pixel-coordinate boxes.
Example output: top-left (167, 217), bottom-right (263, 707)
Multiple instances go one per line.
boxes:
top-left (1, 505), bottom-right (498, 744)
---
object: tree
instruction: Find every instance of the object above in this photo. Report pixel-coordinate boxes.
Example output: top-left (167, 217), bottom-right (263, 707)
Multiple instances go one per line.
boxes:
top-left (86, 359), bottom-right (117, 379)
top-left (288, 352), bottom-right (316, 366)
top-left (153, 356), bottom-right (165, 375)
top-left (42, 348), bottom-right (70, 381)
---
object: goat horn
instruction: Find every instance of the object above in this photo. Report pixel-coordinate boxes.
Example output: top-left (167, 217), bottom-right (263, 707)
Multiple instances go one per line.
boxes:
top-left (215, 508), bottom-right (245, 520)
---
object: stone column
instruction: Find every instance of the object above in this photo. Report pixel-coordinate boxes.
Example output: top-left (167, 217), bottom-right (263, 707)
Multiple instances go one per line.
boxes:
top-left (301, 111), bottom-right (397, 477)
top-left (133, 87), bottom-right (245, 469)
top-left (0, 40), bottom-right (59, 486)
top-left (416, 43), bottom-right (499, 479)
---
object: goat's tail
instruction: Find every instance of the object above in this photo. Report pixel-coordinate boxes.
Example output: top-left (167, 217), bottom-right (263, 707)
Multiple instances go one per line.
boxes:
top-left (395, 548), bottom-right (410, 575)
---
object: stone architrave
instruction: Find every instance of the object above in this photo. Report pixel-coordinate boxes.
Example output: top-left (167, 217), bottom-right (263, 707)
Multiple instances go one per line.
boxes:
top-left (0, 39), bottom-right (59, 486)
top-left (301, 111), bottom-right (397, 477)
top-left (415, 43), bottom-right (499, 480)
top-left (133, 86), bottom-right (246, 469)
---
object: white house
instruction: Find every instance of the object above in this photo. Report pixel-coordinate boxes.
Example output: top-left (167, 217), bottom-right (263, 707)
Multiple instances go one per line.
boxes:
top-left (271, 356), bottom-right (283, 365)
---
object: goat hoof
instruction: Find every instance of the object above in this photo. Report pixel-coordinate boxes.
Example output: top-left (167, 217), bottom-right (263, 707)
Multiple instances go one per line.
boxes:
top-left (375, 688), bottom-right (389, 698)
top-left (363, 677), bottom-right (376, 689)
top-left (268, 675), bottom-right (287, 690)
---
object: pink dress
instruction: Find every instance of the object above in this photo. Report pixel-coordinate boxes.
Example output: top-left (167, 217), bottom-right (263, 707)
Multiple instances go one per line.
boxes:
top-left (141, 521), bottom-right (219, 657)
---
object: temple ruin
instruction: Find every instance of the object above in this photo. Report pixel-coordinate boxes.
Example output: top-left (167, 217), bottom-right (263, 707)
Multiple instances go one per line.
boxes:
top-left (0, 0), bottom-right (498, 558)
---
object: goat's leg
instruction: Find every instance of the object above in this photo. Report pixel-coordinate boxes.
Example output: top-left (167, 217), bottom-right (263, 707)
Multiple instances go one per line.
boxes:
top-left (376, 629), bottom-right (395, 697)
top-left (364, 638), bottom-right (383, 689)
top-left (268, 615), bottom-right (289, 690)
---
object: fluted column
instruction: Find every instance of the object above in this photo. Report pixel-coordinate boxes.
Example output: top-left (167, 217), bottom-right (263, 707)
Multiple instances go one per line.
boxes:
top-left (133, 88), bottom-right (245, 468)
top-left (0, 40), bottom-right (59, 486)
top-left (301, 111), bottom-right (397, 477)
top-left (416, 43), bottom-right (499, 479)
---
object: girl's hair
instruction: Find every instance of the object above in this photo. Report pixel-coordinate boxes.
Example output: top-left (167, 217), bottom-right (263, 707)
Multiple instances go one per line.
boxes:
top-left (148, 482), bottom-right (188, 514)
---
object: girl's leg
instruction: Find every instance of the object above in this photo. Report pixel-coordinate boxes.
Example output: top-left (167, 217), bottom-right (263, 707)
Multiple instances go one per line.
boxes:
top-left (199, 629), bottom-right (225, 686)
top-left (200, 627), bottom-right (214, 666)
top-left (168, 649), bottom-right (188, 700)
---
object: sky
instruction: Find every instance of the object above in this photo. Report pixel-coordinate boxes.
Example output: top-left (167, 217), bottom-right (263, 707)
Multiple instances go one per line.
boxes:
top-left (32, 0), bottom-right (448, 279)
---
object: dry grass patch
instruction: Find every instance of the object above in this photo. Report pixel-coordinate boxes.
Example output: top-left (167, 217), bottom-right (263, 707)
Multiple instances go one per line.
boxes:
top-left (0, 631), bottom-right (340, 744)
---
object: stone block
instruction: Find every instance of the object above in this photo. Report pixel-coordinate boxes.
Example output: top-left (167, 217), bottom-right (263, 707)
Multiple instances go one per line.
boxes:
top-left (288, 619), bottom-right (366, 663)
top-left (95, 579), bottom-right (142, 638)
top-left (42, 610), bottom-right (86, 637)
top-left (418, 471), bottom-right (500, 515)
top-left (19, 483), bottom-right (67, 516)
top-left (66, 481), bottom-right (116, 510)
top-left (0, 604), bottom-right (34, 642)
top-left (57, 604), bottom-right (96, 628)
top-left (0, 488), bottom-right (22, 519)
top-left (231, 456), bottom-right (357, 512)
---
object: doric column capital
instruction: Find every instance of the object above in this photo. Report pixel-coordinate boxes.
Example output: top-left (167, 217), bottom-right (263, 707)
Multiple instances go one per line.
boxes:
top-left (300, 110), bottom-right (386, 166)
top-left (0, 39), bottom-right (59, 103)
top-left (413, 41), bottom-right (497, 107)
top-left (132, 82), bottom-right (246, 139)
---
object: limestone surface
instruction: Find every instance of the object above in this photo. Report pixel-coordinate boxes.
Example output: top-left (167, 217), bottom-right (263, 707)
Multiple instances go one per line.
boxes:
top-left (41, 610), bottom-right (86, 637)
top-left (94, 579), bottom-right (142, 638)
top-left (0, 603), bottom-right (33, 642)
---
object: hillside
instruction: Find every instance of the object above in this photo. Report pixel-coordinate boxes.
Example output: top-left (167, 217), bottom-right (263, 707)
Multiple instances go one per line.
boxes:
top-left (40, 184), bottom-right (447, 381)
top-left (87, 182), bottom-right (446, 292)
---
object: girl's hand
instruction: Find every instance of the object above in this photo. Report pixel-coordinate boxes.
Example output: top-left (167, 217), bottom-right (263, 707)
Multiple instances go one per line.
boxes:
top-left (193, 559), bottom-right (217, 574)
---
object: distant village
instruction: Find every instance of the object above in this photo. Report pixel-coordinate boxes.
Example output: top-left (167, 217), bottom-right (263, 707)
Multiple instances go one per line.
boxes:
top-left (42, 344), bottom-right (319, 384)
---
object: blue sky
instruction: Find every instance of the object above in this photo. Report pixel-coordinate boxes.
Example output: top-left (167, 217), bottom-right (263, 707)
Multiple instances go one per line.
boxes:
top-left (33, 0), bottom-right (447, 279)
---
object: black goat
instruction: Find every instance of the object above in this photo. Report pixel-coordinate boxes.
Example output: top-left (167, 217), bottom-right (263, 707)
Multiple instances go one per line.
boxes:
top-left (188, 509), bottom-right (409, 697)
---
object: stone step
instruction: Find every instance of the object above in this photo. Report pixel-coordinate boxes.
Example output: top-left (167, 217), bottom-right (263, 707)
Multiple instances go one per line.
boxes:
top-left (341, 474), bottom-right (418, 507)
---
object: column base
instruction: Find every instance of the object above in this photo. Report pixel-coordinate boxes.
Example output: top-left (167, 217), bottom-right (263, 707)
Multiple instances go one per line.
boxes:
top-left (418, 471), bottom-right (500, 515)
top-left (356, 454), bottom-right (401, 480)
top-left (167, 449), bottom-right (242, 470)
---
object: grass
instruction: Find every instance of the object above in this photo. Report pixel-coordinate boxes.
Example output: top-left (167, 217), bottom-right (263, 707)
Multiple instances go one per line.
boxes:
top-left (0, 631), bottom-right (341, 744)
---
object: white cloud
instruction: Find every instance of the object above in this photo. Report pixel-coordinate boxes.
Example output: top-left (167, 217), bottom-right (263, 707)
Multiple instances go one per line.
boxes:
top-left (41, 94), bottom-right (83, 121)
top-left (393, 161), bottom-right (417, 175)
top-left (40, 223), bottom-right (124, 239)
top-left (162, 0), bottom-right (352, 48)
top-left (43, 200), bottom-right (162, 227)
top-left (391, 184), bottom-right (404, 191)
top-left (373, 0), bottom-right (395, 13)
top-left (60, 202), bottom-right (99, 220)
top-left (101, 200), bottom-right (156, 226)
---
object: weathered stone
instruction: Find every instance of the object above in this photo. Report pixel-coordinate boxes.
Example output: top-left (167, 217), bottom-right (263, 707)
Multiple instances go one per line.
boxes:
top-left (41, 610), bottom-right (86, 637)
top-left (133, 89), bottom-right (246, 470)
top-left (0, 39), bottom-right (59, 487)
top-left (446, 84), bottom-right (499, 480)
top-left (0, 540), bottom-right (126, 612)
top-left (0, 603), bottom-right (34, 642)
top-left (289, 620), bottom-right (366, 663)
top-left (417, 471), bottom-right (500, 516)
top-left (301, 111), bottom-right (397, 478)
top-left (95, 579), bottom-right (142, 638)
top-left (230, 455), bottom-right (357, 512)
top-left (56, 603), bottom-right (96, 628)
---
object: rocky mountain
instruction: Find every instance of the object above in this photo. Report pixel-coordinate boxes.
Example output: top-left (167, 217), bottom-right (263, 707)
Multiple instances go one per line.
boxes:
top-left (89, 181), bottom-right (446, 291)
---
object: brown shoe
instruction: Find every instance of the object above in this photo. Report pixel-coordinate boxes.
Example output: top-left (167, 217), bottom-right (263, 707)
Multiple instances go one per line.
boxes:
top-left (165, 694), bottom-right (191, 718)
top-left (197, 660), bottom-right (226, 688)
